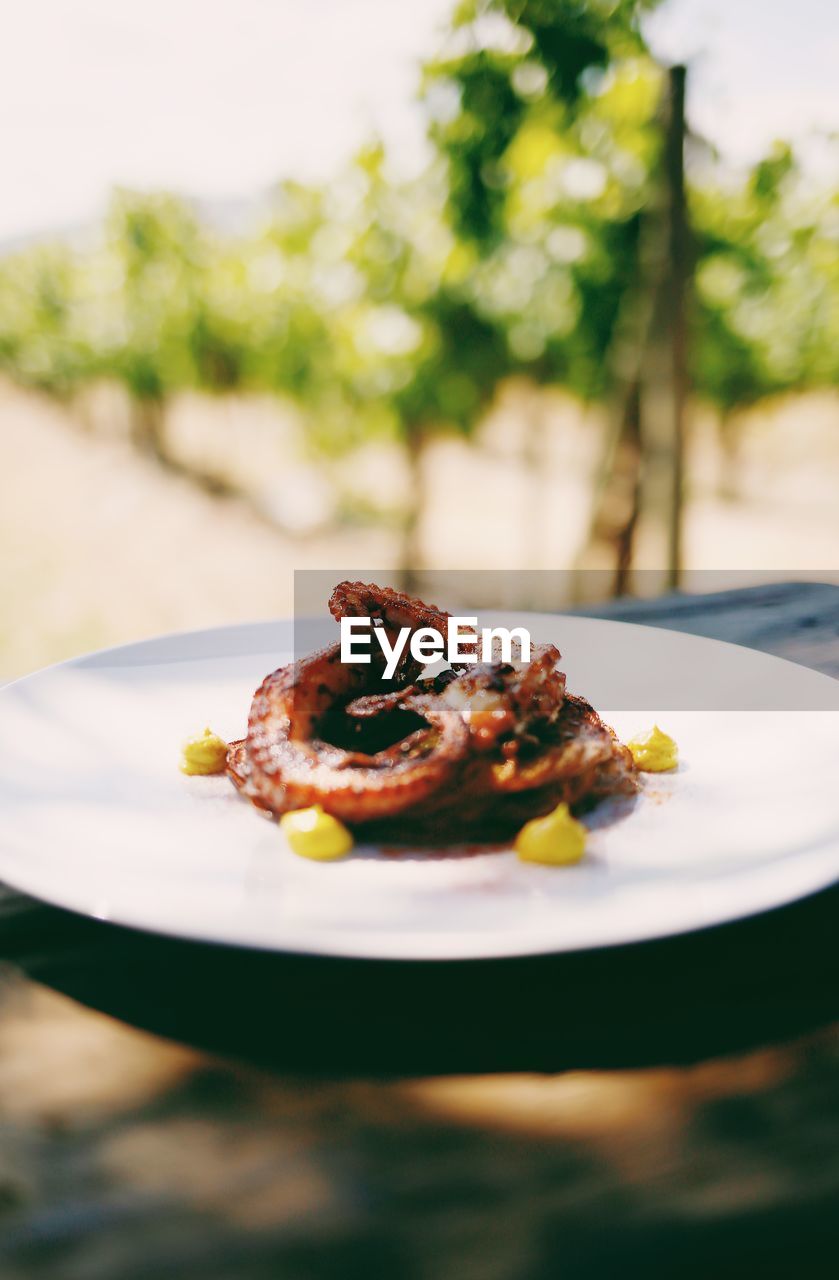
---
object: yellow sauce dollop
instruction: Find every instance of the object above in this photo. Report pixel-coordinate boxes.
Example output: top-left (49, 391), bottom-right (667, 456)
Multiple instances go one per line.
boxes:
top-left (180, 727), bottom-right (229, 775)
top-left (280, 806), bottom-right (353, 861)
top-left (627, 724), bottom-right (678, 772)
top-left (515, 802), bottom-right (587, 866)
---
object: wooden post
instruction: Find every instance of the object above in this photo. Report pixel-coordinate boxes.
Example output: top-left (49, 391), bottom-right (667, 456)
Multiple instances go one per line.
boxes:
top-left (632, 64), bottom-right (688, 592)
top-left (668, 64), bottom-right (688, 584)
top-left (574, 64), bottom-right (689, 600)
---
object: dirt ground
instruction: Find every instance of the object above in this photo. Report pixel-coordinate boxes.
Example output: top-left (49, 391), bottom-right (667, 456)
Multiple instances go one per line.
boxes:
top-left (2, 378), bottom-right (838, 682)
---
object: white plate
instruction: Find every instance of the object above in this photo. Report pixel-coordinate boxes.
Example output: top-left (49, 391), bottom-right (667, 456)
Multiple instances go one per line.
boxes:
top-left (1, 615), bottom-right (838, 960)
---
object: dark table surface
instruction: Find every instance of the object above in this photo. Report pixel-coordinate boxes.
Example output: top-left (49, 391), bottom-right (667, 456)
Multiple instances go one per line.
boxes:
top-left (1, 581), bottom-right (838, 1278)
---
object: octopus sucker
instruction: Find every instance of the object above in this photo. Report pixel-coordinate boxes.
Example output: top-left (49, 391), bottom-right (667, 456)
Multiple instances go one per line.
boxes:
top-left (228, 581), bottom-right (636, 841)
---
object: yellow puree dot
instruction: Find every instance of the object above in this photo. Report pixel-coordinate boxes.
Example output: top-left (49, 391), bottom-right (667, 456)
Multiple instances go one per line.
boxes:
top-left (280, 806), bottom-right (354, 861)
top-left (627, 724), bottom-right (678, 772)
top-left (180, 727), bottom-right (228, 775)
top-left (515, 802), bottom-right (587, 866)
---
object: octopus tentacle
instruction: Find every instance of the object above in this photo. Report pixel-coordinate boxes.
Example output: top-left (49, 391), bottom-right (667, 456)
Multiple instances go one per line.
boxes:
top-left (329, 580), bottom-right (478, 681)
top-left (234, 641), bottom-right (470, 822)
top-left (329, 580), bottom-right (461, 639)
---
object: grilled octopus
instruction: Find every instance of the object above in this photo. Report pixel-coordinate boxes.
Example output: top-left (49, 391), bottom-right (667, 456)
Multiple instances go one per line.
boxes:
top-left (227, 581), bottom-right (635, 837)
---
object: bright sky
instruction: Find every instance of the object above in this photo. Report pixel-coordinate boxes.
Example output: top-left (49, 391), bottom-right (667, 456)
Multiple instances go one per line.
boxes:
top-left (645, 0), bottom-right (839, 167)
top-left (2, 0), bottom-right (838, 245)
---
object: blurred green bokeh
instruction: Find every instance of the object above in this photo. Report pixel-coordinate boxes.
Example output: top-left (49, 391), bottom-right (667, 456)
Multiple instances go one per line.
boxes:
top-left (1, 0), bottom-right (837, 561)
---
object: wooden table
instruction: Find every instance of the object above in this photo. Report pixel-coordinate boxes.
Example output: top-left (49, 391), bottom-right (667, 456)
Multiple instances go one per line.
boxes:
top-left (1, 582), bottom-right (838, 1277)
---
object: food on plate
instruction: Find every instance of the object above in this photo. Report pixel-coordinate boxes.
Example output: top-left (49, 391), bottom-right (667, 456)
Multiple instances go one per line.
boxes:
top-left (626, 724), bottom-right (678, 772)
top-left (180, 727), bottom-right (229, 775)
top-left (514, 801), bottom-right (587, 865)
top-left (280, 806), bottom-right (354, 861)
top-left (226, 581), bottom-right (636, 844)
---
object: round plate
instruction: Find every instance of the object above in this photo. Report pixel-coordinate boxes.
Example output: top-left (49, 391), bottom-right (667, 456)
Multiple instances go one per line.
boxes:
top-left (1, 615), bottom-right (838, 960)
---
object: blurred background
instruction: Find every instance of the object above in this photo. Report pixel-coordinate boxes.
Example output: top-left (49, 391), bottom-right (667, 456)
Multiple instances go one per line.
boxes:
top-left (2, 0), bottom-right (839, 681)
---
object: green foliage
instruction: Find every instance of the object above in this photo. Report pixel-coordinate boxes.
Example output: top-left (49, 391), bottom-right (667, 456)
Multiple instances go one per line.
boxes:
top-left (0, 244), bottom-right (92, 394)
top-left (426, 48), bottom-right (525, 245)
top-left (426, 0), bottom-right (656, 242)
top-left (691, 142), bottom-right (839, 412)
top-left (242, 149), bottom-right (510, 450)
top-left (103, 190), bottom-right (258, 400)
top-left (0, 0), bottom-right (836, 461)
top-left (424, 0), bottom-right (662, 399)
